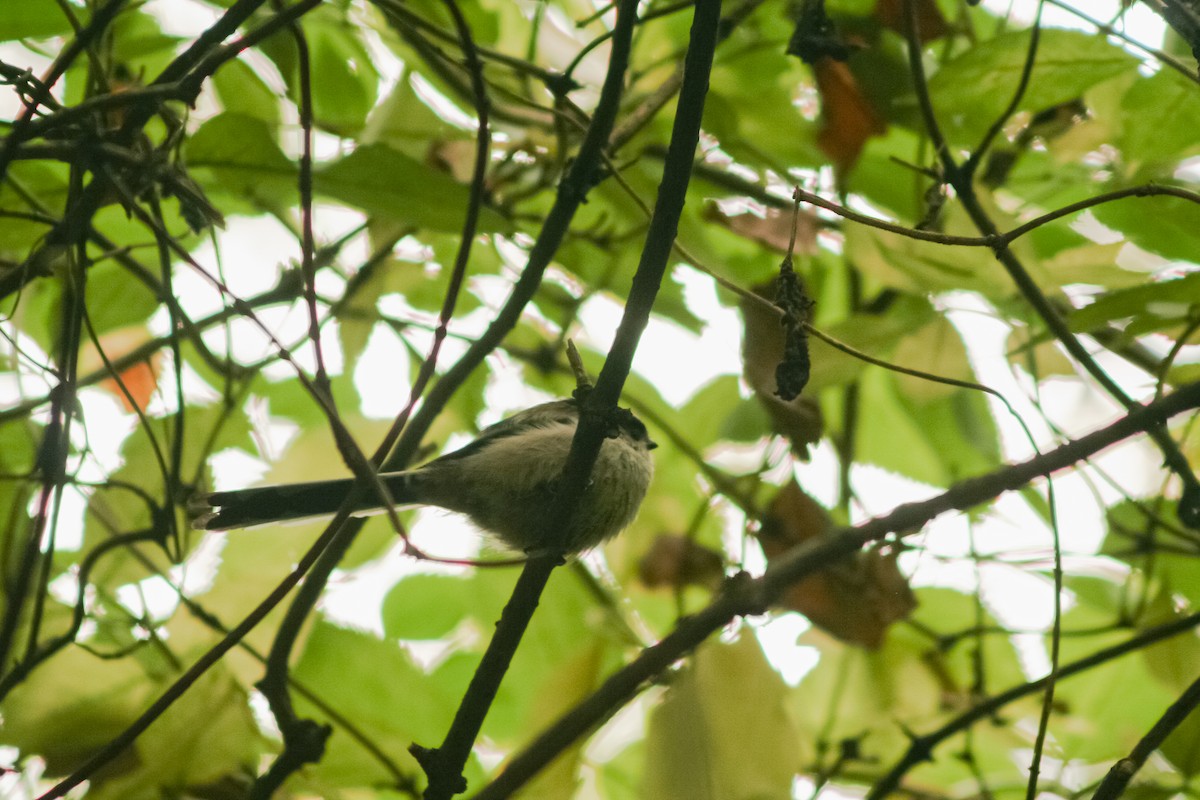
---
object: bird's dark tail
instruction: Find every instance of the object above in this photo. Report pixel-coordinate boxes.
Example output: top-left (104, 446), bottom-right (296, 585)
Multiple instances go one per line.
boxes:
top-left (194, 471), bottom-right (421, 531)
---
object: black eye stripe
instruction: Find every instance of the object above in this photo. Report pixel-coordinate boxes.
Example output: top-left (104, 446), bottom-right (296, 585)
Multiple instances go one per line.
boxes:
top-left (623, 417), bottom-right (650, 441)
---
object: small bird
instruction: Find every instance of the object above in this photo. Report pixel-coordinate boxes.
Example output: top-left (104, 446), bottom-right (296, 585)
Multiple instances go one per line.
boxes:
top-left (196, 399), bottom-right (656, 553)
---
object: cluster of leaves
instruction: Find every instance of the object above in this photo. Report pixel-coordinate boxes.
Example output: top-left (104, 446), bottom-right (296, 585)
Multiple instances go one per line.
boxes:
top-left (2, 0), bottom-right (1200, 798)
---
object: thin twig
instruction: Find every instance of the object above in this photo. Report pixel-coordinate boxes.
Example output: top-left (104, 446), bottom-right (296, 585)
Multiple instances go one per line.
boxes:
top-left (379, 0), bottom-right (639, 473)
top-left (900, 0), bottom-right (1200, 526)
top-left (1046, 0), bottom-right (1199, 84)
top-left (873, 610), bottom-right (1200, 800)
top-left (966, 0), bottom-right (1045, 178)
top-left (251, 0), bottom-right (497, 792)
top-left (0, 0), bottom-right (128, 183)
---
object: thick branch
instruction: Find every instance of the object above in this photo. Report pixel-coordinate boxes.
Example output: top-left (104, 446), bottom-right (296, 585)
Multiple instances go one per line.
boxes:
top-left (472, 381), bottom-right (1200, 799)
top-left (417, 1), bottom-right (722, 796)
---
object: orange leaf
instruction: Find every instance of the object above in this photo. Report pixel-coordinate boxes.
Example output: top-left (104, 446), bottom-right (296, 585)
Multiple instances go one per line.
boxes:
top-left (813, 57), bottom-right (886, 174)
top-left (81, 327), bottom-right (161, 413)
top-left (100, 362), bottom-right (160, 413)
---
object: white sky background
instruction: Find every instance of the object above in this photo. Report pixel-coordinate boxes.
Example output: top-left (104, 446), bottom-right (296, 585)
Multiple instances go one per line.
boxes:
top-left (0, 0), bottom-right (1188, 782)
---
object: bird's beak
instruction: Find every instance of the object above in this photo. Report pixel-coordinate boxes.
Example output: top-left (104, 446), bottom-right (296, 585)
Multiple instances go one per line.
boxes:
top-left (647, 439), bottom-right (658, 450)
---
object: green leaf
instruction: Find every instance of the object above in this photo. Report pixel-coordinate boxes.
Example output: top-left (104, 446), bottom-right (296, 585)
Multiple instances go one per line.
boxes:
top-left (792, 606), bottom-right (1030, 792)
top-left (336, 242), bottom-right (485, 373)
top-left (212, 56), bottom-right (281, 128)
top-left (519, 642), bottom-right (609, 797)
top-left (315, 144), bottom-right (509, 232)
top-left (847, 188), bottom-right (1052, 298)
top-left (681, 376), bottom-right (745, 450)
top-left (1040, 242), bottom-right (1150, 290)
top-left (1069, 272), bottom-right (1200, 333)
top-left (790, 624), bottom-right (941, 766)
top-left (891, 313), bottom-right (972, 402)
top-left (88, 666), bottom-right (260, 799)
top-left (185, 112), bottom-right (297, 214)
top-left (386, 564), bottom-right (625, 762)
top-left (2, 263), bottom-right (62, 355)
top-left (306, 11), bottom-right (379, 135)
top-left (1092, 195), bottom-right (1200, 264)
top-left (1101, 500), bottom-right (1195, 586)
top-left (1120, 69), bottom-right (1200, 166)
top-left (925, 29), bottom-right (1137, 143)
top-left (849, 127), bottom-right (927, 222)
top-left (382, 572), bottom-right (502, 640)
top-left (487, 567), bottom-right (620, 742)
top-left (0, 2), bottom-right (74, 39)
top-left (292, 619), bottom-right (458, 786)
top-left (721, 396), bottom-right (773, 443)
top-left (0, 643), bottom-right (154, 776)
top-left (909, 588), bottom-right (1025, 693)
top-left (854, 366), bottom-right (997, 487)
top-left (83, 260), bottom-right (160, 335)
top-left (1158, 551), bottom-right (1200, 610)
top-left (362, 70), bottom-right (467, 158)
top-left (1063, 574), bottom-right (1128, 624)
top-left (0, 418), bottom-right (37, 474)
top-left (804, 294), bottom-right (934, 393)
top-left (705, 46), bottom-right (825, 170)
top-left (256, 5), bottom-right (379, 136)
top-left (1134, 589), bottom-right (1200, 693)
top-left (106, 7), bottom-right (182, 79)
top-left (13, 6), bottom-right (1200, 798)
top-left (593, 736), bottom-right (646, 800)
top-left (82, 404), bottom-right (255, 588)
top-left (1055, 627), bottom-right (1178, 762)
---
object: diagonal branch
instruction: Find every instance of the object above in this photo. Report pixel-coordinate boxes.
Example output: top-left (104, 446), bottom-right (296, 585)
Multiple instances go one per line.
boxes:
top-left (1091, 670), bottom-right (1200, 800)
top-left (471, 381), bottom-right (1200, 799)
top-left (871, 609), bottom-right (1200, 800)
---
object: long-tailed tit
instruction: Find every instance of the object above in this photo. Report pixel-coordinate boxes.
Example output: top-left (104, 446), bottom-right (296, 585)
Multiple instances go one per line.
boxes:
top-left (196, 399), bottom-right (656, 552)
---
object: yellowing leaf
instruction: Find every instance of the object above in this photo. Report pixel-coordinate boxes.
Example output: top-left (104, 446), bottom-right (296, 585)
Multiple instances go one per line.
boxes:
top-left (643, 633), bottom-right (801, 800)
top-left (0, 644), bottom-right (149, 776)
top-left (516, 643), bottom-right (606, 798)
top-left (892, 315), bottom-right (972, 403)
top-left (1006, 324), bottom-right (1076, 379)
